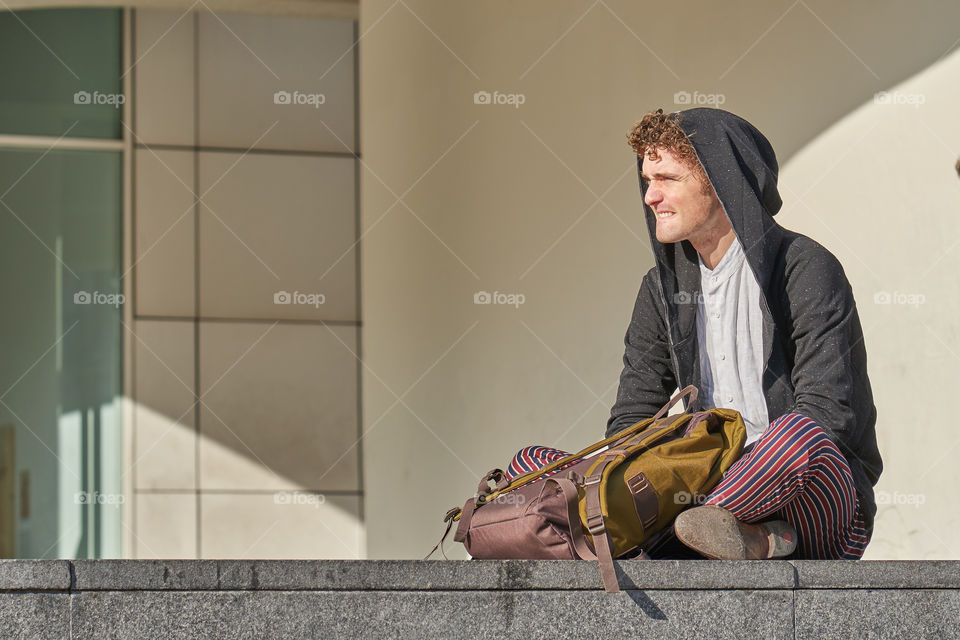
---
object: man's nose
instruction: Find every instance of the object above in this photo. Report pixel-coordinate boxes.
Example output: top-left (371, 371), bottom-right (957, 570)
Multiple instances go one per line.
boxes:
top-left (644, 184), bottom-right (662, 207)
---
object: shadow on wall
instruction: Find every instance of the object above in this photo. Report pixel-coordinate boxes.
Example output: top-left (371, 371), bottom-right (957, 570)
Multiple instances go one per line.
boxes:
top-left (779, 44), bottom-right (960, 560)
top-left (131, 402), bottom-right (364, 559)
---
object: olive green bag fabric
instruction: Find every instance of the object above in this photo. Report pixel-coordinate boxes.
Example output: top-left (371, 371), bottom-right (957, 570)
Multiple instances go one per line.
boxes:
top-left (427, 386), bottom-right (746, 593)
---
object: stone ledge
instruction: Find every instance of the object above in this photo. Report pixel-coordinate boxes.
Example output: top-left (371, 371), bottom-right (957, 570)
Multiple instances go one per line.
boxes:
top-left (0, 560), bottom-right (72, 591)
top-left (68, 559), bottom-right (796, 591)
top-left (1, 560), bottom-right (958, 592)
top-left (791, 560), bottom-right (960, 589)
top-left (2, 561), bottom-right (958, 639)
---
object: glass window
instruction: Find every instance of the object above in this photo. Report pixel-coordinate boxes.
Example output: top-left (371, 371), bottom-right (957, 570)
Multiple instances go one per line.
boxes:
top-left (0, 9), bottom-right (123, 139)
top-left (0, 6), bottom-right (124, 559)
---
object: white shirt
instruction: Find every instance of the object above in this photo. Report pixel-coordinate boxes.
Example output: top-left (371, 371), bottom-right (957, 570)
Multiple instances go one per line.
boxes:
top-left (696, 238), bottom-right (769, 445)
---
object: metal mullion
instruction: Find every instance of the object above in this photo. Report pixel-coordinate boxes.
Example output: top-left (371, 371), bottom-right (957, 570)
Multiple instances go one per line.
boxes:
top-left (0, 133), bottom-right (124, 152)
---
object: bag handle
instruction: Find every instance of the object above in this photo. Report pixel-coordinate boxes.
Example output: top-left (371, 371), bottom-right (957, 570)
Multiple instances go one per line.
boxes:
top-left (649, 384), bottom-right (698, 424)
top-left (476, 468), bottom-right (509, 497)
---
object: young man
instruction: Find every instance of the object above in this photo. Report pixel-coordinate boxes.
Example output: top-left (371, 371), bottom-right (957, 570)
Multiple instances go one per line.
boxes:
top-left (509, 108), bottom-right (882, 560)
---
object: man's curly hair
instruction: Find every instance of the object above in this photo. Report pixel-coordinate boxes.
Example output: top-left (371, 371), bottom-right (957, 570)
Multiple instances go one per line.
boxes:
top-left (626, 109), bottom-right (709, 188)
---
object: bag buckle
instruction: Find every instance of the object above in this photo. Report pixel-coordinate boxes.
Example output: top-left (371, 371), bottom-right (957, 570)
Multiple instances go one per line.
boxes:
top-left (586, 513), bottom-right (606, 536)
top-left (583, 475), bottom-right (602, 486)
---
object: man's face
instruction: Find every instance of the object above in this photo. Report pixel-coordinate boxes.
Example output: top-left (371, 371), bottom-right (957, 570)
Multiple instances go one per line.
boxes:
top-left (641, 148), bottom-right (729, 246)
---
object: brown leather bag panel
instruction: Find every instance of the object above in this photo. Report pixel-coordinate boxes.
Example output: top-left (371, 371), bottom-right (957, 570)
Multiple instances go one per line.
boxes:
top-left (463, 481), bottom-right (577, 560)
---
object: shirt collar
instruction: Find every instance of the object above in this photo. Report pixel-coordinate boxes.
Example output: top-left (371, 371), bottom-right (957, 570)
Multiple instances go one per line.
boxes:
top-left (698, 237), bottom-right (745, 286)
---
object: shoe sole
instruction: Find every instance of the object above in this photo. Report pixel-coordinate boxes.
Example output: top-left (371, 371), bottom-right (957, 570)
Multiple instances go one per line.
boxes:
top-left (674, 505), bottom-right (797, 560)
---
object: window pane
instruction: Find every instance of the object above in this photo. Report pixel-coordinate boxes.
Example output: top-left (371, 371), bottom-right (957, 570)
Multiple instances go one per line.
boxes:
top-left (0, 147), bottom-right (123, 558)
top-left (0, 8), bottom-right (123, 139)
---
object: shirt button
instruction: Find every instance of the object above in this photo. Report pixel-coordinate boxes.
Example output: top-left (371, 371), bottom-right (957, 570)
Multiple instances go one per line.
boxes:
top-left (712, 276), bottom-right (718, 283)
top-left (719, 353), bottom-right (726, 360)
top-left (726, 395), bottom-right (734, 403)
top-left (713, 312), bottom-right (720, 319)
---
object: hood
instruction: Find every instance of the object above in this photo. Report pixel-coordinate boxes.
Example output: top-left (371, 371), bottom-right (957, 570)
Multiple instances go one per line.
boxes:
top-left (637, 107), bottom-right (785, 353)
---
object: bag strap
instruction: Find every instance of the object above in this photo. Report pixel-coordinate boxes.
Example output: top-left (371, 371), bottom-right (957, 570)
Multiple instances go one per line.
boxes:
top-left (470, 385), bottom-right (700, 509)
top-left (650, 384), bottom-right (698, 423)
top-left (423, 507), bottom-right (461, 560)
top-left (582, 452), bottom-right (625, 593)
top-left (542, 474), bottom-right (597, 561)
top-left (610, 412), bottom-right (691, 452)
top-left (453, 497), bottom-right (477, 543)
top-left (578, 396), bottom-right (701, 593)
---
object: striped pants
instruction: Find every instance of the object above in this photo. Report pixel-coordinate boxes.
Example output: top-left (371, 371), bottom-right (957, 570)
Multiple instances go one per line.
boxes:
top-left (505, 413), bottom-right (870, 559)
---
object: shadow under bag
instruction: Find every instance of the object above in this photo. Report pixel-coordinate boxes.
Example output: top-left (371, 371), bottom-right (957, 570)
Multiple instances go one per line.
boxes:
top-left (427, 386), bottom-right (746, 593)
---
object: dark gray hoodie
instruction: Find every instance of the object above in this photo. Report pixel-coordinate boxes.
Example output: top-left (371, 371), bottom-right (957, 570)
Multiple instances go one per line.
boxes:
top-left (606, 108), bottom-right (882, 535)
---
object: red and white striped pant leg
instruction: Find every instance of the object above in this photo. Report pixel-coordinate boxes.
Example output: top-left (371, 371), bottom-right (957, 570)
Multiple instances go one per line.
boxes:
top-left (505, 445), bottom-right (577, 480)
top-left (702, 413), bottom-right (871, 559)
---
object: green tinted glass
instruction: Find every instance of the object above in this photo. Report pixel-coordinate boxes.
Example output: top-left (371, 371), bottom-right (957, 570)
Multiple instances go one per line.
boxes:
top-left (0, 146), bottom-right (123, 558)
top-left (0, 8), bottom-right (123, 139)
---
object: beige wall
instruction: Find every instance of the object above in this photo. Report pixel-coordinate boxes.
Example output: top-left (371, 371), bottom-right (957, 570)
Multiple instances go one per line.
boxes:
top-left (128, 9), bottom-right (363, 559)
top-left (359, 0), bottom-right (960, 559)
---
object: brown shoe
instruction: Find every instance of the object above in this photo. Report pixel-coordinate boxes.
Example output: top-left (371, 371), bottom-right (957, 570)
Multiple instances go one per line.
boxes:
top-left (674, 505), bottom-right (798, 560)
